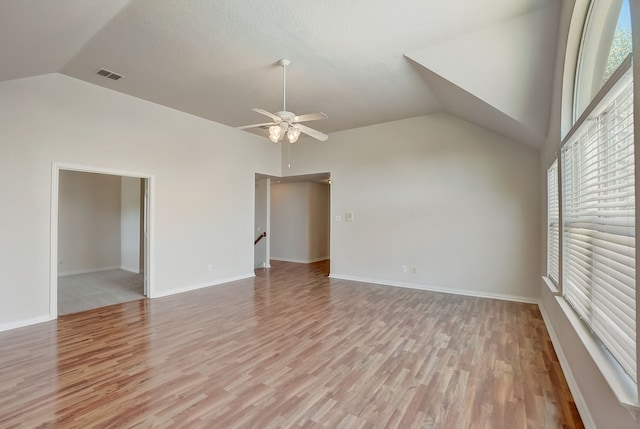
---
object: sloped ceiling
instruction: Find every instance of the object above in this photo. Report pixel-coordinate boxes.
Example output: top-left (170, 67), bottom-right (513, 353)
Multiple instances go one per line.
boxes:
top-left (0, 0), bottom-right (561, 148)
top-left (406, 2), bottom-right (561, 146)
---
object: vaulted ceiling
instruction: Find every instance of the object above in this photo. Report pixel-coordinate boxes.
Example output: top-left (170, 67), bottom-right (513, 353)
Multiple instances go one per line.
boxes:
top-left (0, 0), bottom-right (562, 148)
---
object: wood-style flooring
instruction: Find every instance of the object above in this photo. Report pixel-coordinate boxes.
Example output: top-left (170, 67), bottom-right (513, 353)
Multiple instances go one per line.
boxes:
top-left (0, 260), bottom-right (583, 428)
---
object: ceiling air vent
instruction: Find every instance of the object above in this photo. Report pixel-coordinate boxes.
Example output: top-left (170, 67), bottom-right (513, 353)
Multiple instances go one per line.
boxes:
top-left (96, 68), bottom-right (123, 81)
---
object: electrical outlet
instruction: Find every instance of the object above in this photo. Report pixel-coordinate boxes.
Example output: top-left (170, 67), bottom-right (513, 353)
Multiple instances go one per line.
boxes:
top-left (207, 264), bottom-right (213, 272)
top-left (412, 266), bottom-right (417, 274)
top-left (402, 265), bottom-right (407, 273)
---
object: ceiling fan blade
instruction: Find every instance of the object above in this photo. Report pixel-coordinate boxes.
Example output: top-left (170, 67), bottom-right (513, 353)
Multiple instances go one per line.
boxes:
top-left (296, 123), bottom-right (328, 142)
top-left (293, 112), bottom-right (328, 123)
top-left (236, 122), bottom-right (276, 130)
top-left (252, 108), bottom-right (282, 123)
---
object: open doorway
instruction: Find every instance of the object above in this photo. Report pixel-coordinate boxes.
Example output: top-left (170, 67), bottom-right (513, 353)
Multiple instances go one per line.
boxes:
top-left (254, 175), bottom-right (271, 269)
top-left (51, 164), bottom-right (152, 317)
top-left (255, 172), bottom-right (330, 271)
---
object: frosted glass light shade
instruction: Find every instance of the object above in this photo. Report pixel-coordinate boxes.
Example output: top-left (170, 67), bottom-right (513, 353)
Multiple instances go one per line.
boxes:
top-left (287, 127), bottom-right (300, 143)
top-left (269, 125), bottom-right (282, 142)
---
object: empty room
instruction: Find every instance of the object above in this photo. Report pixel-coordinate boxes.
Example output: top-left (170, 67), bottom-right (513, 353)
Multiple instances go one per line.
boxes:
top-left (0, 0), bottom-right (638, 428)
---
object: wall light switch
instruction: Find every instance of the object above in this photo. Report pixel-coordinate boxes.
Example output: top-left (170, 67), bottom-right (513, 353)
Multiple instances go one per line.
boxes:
top-left (335, 215), bottom-right (341, 222)
top-left (345, 211), bottom-right (354, 222)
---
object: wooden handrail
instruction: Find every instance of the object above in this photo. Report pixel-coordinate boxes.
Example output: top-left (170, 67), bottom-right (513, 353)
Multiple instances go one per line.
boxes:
top-left (254, 232), bottom-right (267, 245)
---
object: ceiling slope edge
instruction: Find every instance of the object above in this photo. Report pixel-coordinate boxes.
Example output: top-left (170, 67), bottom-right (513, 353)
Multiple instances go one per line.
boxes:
top-left (0, 0), bottom-right (132, 83)
top-left (405, 2), bottom-right (560, 148)
top-left (407, 57), bottom-right (544, 148)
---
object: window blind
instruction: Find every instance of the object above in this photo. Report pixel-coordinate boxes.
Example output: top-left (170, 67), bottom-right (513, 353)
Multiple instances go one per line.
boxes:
top-left (562, 69), bottom-right (636, 382)
top-left (547, 160), bottom-right (560, 284)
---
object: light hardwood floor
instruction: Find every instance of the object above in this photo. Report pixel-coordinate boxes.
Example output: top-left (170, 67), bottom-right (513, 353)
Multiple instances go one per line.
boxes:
top-left (0, 261), bottom-right (583, 428)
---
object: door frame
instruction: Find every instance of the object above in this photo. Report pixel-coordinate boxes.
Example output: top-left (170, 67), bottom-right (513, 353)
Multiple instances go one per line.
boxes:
top-left (254, 175), bottom-right (271, 269)
top-left (50, 162), bottom-right (154, 318)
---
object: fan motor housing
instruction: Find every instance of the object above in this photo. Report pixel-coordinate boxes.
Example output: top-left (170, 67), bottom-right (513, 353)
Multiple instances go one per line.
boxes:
top-left (276, 111), bottom-right (295, 120)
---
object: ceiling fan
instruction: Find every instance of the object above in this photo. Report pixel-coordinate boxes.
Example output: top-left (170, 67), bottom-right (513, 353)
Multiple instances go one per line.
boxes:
top-left (237, 59), bottom-right (328, 143)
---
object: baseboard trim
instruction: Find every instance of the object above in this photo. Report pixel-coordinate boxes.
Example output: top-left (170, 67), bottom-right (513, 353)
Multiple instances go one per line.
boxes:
top-left (58, 266), bottom-right (121, 277)
top-left (0, 314), bottom-right (52, 333)
top-left (538, 304), bottom-right (597, 429)
top-left (120, 266), bottom-right (141, 274)
top-left (254, 262), bottom-right (271, 269)
top-left (152, 273), bottom-right (256, 298)
top-left (271, 257), bottom-right (329, 264)
top-left (328, 273), bottom-right (538, 304)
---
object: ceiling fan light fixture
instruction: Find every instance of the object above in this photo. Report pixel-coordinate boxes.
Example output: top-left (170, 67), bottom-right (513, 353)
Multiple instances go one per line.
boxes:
top-left (287, 127), bottom-right (300, 143)
top-left (269, 125), bottom-right (282, 141)
top-left (237, 59), bottom-right (328, 143)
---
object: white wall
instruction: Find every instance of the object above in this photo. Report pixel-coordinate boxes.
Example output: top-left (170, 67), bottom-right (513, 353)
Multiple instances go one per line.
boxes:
top-left (254, 177), bottom-right (270, 269)
top-left (270, 181), bottom-right (330, 263)
top-left (271, 182), bottom-right (309, 262)
top-left (535, 1), bottom-right (640, 427)
top-left (308, 182), bottom-right (330, 262)
top-left (284, 114), bottom-right (540, 301)
top-left (121, 176), bottom-right (141, 273)
top-left (0, 73), bottom-right (281, 329)
top-left (58, 170), bottom-right (122, 275)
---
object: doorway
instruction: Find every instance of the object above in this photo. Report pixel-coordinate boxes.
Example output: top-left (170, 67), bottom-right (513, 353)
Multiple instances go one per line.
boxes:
top-left (51, 164), bottom-right (152, 317)
top-left (254, 175), bottom-right (271, 269)
top-left (255, 172), bottom-right (331, 270)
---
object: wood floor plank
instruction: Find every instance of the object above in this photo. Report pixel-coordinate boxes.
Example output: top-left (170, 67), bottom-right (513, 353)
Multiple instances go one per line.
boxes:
top-left (0, 260), bottom-right (584, 428)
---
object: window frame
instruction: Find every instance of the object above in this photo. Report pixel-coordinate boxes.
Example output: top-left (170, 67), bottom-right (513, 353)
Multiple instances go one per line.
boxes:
top-left (574, 0), bottom-right (631, 123)
top-left (547, 159), bottom-right (560, 287)
top-left (552, 0), bottom-right (639, 410)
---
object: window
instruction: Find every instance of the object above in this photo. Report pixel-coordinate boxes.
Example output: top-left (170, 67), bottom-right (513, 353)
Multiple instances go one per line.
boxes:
top-left (602, 0), bottom-right (632, 84)
top-left (547, 160), bottom-right (560, 285)
top-left (559, 0), bottom-right (636, 385)
top-left (574, 0), bottom-right (632, 120)
top-left (562, 65), bottom-right (635, 381)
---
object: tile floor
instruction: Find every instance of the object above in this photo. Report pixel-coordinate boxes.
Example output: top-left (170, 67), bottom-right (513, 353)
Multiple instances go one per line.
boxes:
top-left (58, 269), bottom-right (144, 315)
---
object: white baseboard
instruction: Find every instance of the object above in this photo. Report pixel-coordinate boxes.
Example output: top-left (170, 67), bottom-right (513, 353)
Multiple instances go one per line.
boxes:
top-left (120, 266), bottom-right (141, 274)
top-left (0, 314), bottom-right (52, 332)
top-left (58, 266), bottom-right (121, 277)
top-left (328, 273), bottom-right (538, 304)
top-left (152, 273), bottom-right (255, 298)
top-left (270, 257), bottom-right (329, 264)
top-left (538, 304), bottom-right (597, 429)
top-left (254, 262), bottom-right (270, 269)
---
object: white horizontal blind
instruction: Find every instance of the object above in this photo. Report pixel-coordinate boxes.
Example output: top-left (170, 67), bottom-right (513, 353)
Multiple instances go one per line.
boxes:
top-left (562, 71), bottom-right (636, 381)
top-left (547, 160), bottom-right (560, 284)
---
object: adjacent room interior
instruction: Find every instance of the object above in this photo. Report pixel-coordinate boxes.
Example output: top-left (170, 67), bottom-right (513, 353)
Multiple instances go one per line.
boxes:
top-left (254, 173), bottom-right (331, 270)
top-left (56, 170), bottom-right (147, 315)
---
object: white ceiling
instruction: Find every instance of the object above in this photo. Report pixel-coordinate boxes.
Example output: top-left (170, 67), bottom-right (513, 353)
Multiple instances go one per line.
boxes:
top-left (257, 172), bottom-right (330, 185)
top-left (0, 0), bottom-right (561, 147)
